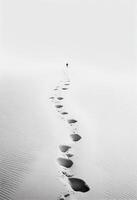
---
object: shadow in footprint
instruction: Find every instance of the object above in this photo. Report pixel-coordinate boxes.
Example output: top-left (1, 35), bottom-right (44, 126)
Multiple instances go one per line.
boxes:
top-left (67, 119), bottom-right (78, 124)
top-left (61, 112), bottom-right (68, 115)
top-left (57, 97), bottom-right (64, 100)
top-left (68, 178), bottom-right (90, 193)
top-left (70, 134), bottom-right (82, 142)
top-left (59, 145), bottom-right (71, 153)
top-left (62, 88), bottom-right (68, 90)
top-left (64, 194), bottom-right (70, 198)
top-left (62, 171), bottom-right (74, 178)
top-left (66, 153), bottom-right (74, 158)
top-left (57, 158), bottom-right (73, 168)
top-left (55, 105), bottom-right (63, 108)
top-left (49, 97), bottom-right (54, 100)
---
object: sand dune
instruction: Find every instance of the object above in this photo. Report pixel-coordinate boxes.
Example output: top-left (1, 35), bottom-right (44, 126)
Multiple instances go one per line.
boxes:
top-left (0, 65), bottom-right (136, 200)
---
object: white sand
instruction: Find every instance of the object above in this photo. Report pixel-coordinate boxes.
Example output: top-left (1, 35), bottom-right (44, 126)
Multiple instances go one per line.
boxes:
top-left (0, 63), bottom-right (136, 200)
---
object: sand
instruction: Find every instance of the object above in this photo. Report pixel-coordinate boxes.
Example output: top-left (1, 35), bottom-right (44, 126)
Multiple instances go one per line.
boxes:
top-left (0, 65), bottom-right (136, 200)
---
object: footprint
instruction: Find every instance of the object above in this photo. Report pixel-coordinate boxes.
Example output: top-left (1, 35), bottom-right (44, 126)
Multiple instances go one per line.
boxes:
top-left (61, 112), bottom-right (68, 115)
top-left (64, 193), bottom-right (70, 197)
top-left (55, 105), bottom-right (63, 108)
top-left (68, 178), bottom-right (90, 193)
top-left (66, 153), bottom-right (74, 158)
top-left (59, 145), bottom-right (71, 153)
top-left (62, 171), bottom-right (74, 178)
top-left (49, 97), bottom-right (55, 100)
top-left (70, 134), bottom-right (82, 142)
top-left (62, 88), bottom-right (68, 90)
top-left (57, 97), bottom-right (64, 100)
top-left (64, 84), bottom-right (70, 86)
top-left (57, 158), bottom-right (73, 168)
top-left (67, 119), bottom-right (78, 124)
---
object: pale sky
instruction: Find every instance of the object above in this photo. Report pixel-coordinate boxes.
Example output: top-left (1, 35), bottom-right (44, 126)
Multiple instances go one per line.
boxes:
top-left (0, 0), bottom-right (136, 70)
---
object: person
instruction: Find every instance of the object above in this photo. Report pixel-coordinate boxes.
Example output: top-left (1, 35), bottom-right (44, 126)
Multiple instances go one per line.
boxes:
top-left (63, 62), bottom-right (70, 82)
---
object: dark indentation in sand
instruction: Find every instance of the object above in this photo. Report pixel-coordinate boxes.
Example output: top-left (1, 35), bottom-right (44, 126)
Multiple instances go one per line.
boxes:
top-left (67, 119), bottom-right (78, 124)
top-left (61, 112), bottom-right (68, 115)
top-left (55, 105), bottom-right (63, 108)
top-left (49, 97), bottom-right (54, 100)
top-left (64, 83), bottom-right (69, 86)
top-left (64, 194), bottom-right (70, 197)
top-left (66, 153), bottom-right (74, 158)
top-left (57, 97), bottom-right (64, 100)
top-left (57, 158), bottom-right (73, 168)
top-left (62, 171), bottom-right (73, 178)
top-left (62, 88), bottom-right (68, 90)
top-left (59, 145), bottom-right (71, 153)
top-left (68, 178), bottom-right (90, 193)
top-left (70, 134), bottom-right (82, 142)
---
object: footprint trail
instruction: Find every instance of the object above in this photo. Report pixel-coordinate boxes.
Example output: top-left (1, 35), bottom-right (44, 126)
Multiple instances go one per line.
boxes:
top-left (49, 63), bottom-right (90, 200)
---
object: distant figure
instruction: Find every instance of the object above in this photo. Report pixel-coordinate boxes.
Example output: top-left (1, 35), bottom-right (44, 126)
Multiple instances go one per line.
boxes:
top-left (64, 62), bottom-right (70, 82)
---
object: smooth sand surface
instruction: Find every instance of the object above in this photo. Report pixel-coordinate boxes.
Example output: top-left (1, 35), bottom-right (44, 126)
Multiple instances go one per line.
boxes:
top-left (0, 66), bottom-right (136, 200)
